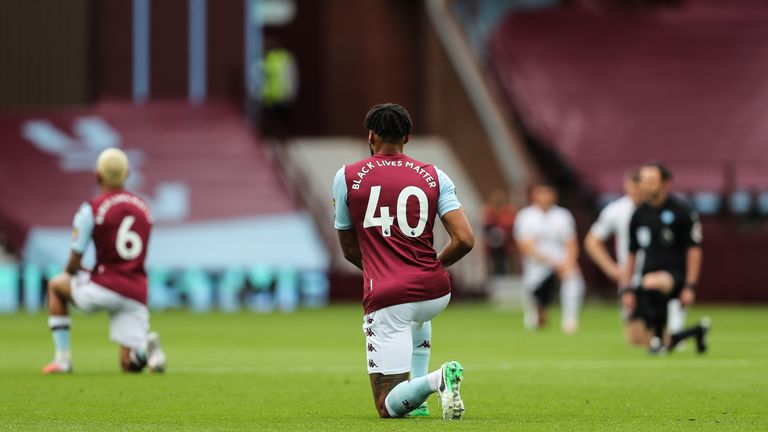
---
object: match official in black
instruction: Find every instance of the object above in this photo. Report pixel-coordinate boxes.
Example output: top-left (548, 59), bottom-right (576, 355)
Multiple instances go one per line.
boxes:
top-left (621, 162), bottom-right (710, 355)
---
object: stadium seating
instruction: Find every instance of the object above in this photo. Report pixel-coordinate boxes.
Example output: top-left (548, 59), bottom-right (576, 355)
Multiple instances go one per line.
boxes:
top-left (478, 1), bottom-right (768, 302)
top-left (487, 0), bottom-right (768, 197)
top-left (0, 100), bottom-right (328, 272)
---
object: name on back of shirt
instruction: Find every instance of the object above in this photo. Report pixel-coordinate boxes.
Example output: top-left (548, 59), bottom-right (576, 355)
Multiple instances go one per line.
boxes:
top-left (351, 160), bottom-right (437, 190)
top-left (94, 193), bottom-right (153, 225)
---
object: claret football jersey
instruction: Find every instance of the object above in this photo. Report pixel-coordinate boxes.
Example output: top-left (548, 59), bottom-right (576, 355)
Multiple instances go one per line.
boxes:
top-left (333, 153), bottom-right (461, 314)
top-left (71, 190), bottom-right (153, 304)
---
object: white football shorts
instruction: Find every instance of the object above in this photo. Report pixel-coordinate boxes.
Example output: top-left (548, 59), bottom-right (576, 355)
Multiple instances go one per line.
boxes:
top-left (363, 294), bottom-right (451, 375)
top-left (70, 271), bottom-right (149, 350)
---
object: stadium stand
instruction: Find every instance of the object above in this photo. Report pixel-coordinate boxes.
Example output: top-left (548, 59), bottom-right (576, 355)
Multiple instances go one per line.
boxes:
top-left (0, 101), bottom-right (328, 271)
top-left (471, 0), bottom-right (768, 302)
top-left (488, 0), bottom-right (768, 201)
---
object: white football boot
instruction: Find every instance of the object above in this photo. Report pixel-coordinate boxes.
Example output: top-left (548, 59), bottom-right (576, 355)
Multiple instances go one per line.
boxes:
top-left (437, 361), bottom-right (464, 420)
top-left (146, 332), bottom-right (166, 373)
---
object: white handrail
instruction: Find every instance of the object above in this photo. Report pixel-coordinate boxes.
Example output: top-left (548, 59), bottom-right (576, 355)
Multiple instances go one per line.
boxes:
top-left (426, 0), bottom-right (532, 203)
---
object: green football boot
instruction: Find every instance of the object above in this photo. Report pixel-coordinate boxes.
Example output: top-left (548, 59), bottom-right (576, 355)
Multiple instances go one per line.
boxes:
top-left (437, 361), bottom-right (464, 420)
top-left (408, 402), bottom-right (430, 417)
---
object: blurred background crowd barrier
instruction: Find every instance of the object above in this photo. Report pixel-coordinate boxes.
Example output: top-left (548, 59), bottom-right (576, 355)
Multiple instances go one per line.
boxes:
top-left (0, 263), bottom-right (329, 313)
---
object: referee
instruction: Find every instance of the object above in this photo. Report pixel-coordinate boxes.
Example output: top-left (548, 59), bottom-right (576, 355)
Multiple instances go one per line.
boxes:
top-left (621, 162), bottom-right (710, 355)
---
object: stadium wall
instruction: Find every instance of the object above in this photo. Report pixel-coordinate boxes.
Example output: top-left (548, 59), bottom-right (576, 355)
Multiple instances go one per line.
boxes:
top-left (0, 0), bottom-right (91, 107)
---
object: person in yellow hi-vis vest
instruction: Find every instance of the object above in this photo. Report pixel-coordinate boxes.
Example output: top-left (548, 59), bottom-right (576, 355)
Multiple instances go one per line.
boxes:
top-left (262, 41), bottom-right (298, 139)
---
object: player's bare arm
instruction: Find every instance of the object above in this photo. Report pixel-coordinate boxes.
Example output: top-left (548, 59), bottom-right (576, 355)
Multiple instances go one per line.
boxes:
top-left (557, 237), bottom-right (579, 276)
top-left (621, 253), bottom-right (637, 311)
top-left (438, 208), bottom-right (474, 267)
top-left (337, 229), bottom-right (363, 270)
top-left (516, 238), bottom-right (552, 267)
top-left (584, 232), bottom-right (622, 282)
top-left (49, 250), bottom-right (82, 296)
top-left (681, 246), bottom-right (702, 306)
top-left (64, 250), bottom-right (84, 276)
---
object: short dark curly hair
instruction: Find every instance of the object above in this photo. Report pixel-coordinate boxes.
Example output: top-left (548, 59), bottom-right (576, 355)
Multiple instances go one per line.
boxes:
top-left (363, 103), bottom-right (413, 142)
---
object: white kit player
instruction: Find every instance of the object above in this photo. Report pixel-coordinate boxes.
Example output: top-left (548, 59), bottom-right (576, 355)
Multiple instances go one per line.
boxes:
top-left (43, 148), bottom-right (166, 374)
top-left (514, 183), bottom-right (584, 333)
top-left (584, 170), bottom-right (687, 346)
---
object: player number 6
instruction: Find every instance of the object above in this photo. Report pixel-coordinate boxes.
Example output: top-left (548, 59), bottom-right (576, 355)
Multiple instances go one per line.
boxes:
top-left (116, 215), bottom-right (143, 260)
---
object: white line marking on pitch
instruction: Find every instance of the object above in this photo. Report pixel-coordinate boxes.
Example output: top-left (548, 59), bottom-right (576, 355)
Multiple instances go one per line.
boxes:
top-left (172, 359), bottom-right (763, 375)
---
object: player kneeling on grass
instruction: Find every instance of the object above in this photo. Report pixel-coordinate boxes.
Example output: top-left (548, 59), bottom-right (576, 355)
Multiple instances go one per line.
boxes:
top-left (621, 162), bottom-right (710, 355)
top-left (43, 148), bottom-right (166, 374)
top-left (333, 104), bottom-right (473, 419)
top-left (514, 183), bottom-right (585, 334)
top-left (585, 170), bottom-right (691, 348)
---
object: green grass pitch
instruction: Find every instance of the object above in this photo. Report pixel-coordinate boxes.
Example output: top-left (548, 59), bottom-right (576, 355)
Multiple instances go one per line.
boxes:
top-left (1, 304), bottom-right (766, 431)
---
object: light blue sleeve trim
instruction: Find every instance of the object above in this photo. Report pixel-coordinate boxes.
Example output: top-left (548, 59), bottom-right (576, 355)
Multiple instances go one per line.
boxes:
top-left (436, 167), bottom-right (462, 217)
top-left (333, 167), bottom-right (353, 230)
top-left (71, 202), bottom-right (94, 254)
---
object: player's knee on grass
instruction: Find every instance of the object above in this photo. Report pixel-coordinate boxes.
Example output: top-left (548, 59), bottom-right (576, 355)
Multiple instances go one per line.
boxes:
top-left (369, 372), bottom-right (408, 418)
top-left (119, 350), bottom-right (133, 372)
top-left (641, 272), bottom-right (674, 293)
top-left (626, 320), bottom-right (648, 346)
top-left (375, 398), bottom-right (388, 418)
top-left (120, 347), bottom-right (146, 373)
